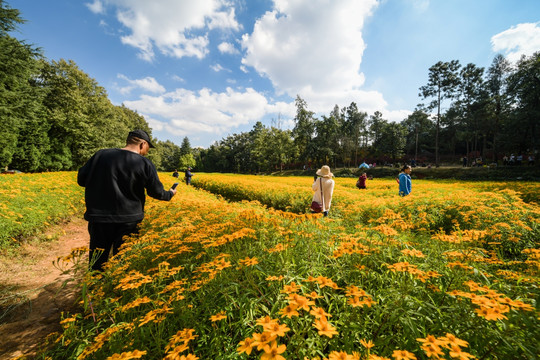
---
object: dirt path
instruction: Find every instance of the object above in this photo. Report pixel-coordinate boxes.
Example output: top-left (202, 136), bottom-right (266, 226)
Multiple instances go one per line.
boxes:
top-left (0, 217), bottom-right (89, 360)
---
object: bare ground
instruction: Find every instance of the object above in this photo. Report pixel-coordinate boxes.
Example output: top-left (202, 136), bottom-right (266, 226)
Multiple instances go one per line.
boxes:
top-left (0, 217), bottom-right (88, 359)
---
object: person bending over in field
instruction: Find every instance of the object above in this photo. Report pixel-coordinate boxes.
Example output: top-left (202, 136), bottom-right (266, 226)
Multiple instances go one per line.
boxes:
top-left (77, 129), bottom-right (177, 271)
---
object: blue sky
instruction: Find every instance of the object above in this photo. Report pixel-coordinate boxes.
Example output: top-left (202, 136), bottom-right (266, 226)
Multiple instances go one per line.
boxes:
top-left (8, 0), bottom-right (540, 148)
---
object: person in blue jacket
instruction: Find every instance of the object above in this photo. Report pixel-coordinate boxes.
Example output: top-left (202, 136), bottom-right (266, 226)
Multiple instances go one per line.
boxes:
top-left (185, 167), bottom-right (194, 185)
top-left (398, 165), bottom-right (412, 196)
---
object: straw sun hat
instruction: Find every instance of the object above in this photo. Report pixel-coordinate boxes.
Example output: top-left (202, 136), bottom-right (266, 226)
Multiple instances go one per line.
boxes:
top-left (316, 165), bottom-right (333, 178)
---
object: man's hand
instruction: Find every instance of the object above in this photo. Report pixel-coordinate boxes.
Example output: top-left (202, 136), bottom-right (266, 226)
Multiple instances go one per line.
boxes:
top-left (170, 187), bottom-right (178, 195)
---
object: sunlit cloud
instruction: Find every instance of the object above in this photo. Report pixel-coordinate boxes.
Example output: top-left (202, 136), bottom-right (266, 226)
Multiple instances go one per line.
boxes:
top-left (491, 22), bottom-right (540, 62)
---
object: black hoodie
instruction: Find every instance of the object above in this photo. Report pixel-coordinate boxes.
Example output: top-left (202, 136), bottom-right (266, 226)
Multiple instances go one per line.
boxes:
top-left (77, 148), bottom-right (173, 223)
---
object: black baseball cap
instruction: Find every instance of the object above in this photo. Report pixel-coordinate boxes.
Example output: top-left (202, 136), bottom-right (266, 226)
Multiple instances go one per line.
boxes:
top-left (128, 129), bottom-right (155, 148)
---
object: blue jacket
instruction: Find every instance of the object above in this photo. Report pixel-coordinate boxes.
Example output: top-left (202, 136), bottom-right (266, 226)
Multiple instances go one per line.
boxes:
top-left (399, 173), bottom-right (411, 196)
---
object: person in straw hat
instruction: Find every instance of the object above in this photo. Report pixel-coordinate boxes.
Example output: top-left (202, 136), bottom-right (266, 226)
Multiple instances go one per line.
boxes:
top-left (312, 165), bottom-right (335, 217)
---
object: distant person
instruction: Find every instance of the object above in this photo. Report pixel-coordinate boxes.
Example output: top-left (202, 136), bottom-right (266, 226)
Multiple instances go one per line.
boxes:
top-left (398, 165), bottom-right (412, 197)
top-left (185, 167), bottom-right (194, 185)
top-left (356, 172), bottom-right (368, 189)
top-left (172, 169), bottom-right (179, 178)
top-left (528, 154), bottom-right (535, 166)
top-left (77, 129), bottom-right (177, 271)
top-left (359, 161), bottom-right (369, 169)
top-left (462, 156), bottom-right (467, 167)
top-left (311, 165), bottom-right (335, 217)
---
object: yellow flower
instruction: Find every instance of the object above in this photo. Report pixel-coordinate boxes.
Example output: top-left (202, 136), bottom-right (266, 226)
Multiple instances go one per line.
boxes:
top-left (261, 341), bottom-right (287, 360)
top-left (289, 294), bottom-right (315, 311)
top-left (264, 322), bottom-right (290, 337)
top-left (281, 282), bottom-right (301, 294)
top-left (105, 350), bottom-right (147, 360)
top-left (328, 351), bottom-right (355, 360)
top-left (279, 304), bottom-right (300, 318)
top-left (391, 350), bottom-right (417, 360)
top-left (309, 307), bottom-right (331, 319)
top-left (237, 337), bottom-right (256, 355)
top-left (448, 345), bottom-right (476, 360)
top-left (209, 311), bottom-right (227, 322)
top-left (313, 318), bottom-right (338, 338)
top-left (441, 333), bottom-right (469, 347)
top-left (360, 339), bottom-right (375, 349)
top-left (239, 256), bottom-right (259, 266)
top-left (252, 331), bottom-right (277, 350)
top-left (256, 315), bottom-right (278, 328)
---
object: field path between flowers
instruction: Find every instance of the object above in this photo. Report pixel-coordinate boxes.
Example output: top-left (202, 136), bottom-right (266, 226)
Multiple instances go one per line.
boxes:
top-left (0, 217), bottom-right (88, 360)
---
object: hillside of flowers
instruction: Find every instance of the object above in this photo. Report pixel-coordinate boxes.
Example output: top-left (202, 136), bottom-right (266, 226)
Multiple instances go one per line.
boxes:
top-left (37, 173), bottom-right (539, 360)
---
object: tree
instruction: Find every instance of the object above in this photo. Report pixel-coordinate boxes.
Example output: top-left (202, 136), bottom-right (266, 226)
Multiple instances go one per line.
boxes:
top-left (454, 63), bottom-right (488, 160)
top-left (376, 122), bottom-right (408, 162)
top-left (0, 1), bottom-right (45, 170)
top-left (40, 59), bottom-right (121, 169)
top-left (178, 153), bottom-right (196, 170)
top-left (343, 102), bottom-right (368, 167)
top-left (420, 60), bottom-right (461, 166)
top-left (180, 137), bottom-right (192, 156)
top-left (158, 139), bottom-right (182, 171)
top-left (506, 52), bottom-right (540, 155)
top-left (401, 109), bottom-right (432, 161)
top-left (292, 95), bottom-right (315, 165)
top-left (486, 54), bottom-right (511, 161)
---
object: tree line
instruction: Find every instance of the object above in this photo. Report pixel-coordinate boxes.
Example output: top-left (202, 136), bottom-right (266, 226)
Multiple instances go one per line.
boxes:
top-left (198, 51), bottom-right (539, 172)
top-left (2, 1), bottom-right (538, 174)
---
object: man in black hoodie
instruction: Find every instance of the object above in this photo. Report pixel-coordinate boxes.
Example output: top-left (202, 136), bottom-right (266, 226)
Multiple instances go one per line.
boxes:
top-left (78, 129), bottom-right (177, 271)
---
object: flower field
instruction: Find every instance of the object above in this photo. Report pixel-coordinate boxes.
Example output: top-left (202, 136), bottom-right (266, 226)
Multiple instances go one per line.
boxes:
top-left (2, 173), bottom-right (538, 359)
top-left (0, 172), bottom-right (84, 247)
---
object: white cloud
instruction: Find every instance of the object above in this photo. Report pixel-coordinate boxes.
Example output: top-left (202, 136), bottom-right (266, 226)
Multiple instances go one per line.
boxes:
top-left (210, 64), bottom-right (228, 72)
top-left (218, 41), bottom-right (239, 54)
top-left (95, 0), bottom-right (240, 61)
top-left (172, 75), bottom-right (185, 83)
top-left (491, 22), bottom-right (540, 63)
top-left (241, 0), bottom-right (378, 113)
top-left (122, 87), bottom-right (294, 136)
top-left (117, 74), bottom-right (166, 94)
top-left (86, 0), bottom-right (105, 14)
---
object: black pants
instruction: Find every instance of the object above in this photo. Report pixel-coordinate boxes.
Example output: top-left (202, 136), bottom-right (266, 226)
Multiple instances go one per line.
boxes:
top-left (88, 221), bottom-right (140, 271)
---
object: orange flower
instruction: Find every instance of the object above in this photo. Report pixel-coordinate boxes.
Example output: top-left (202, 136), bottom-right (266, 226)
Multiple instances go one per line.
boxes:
top-left (105, 350), bottom-right (147, 360)
top-left (239, 256), bottom-right (259, 266)
top-left (264, 322), bottom-right (290, 337)
top-left (209, 311), bottom-right (227, 322)
top-left (237, 337), bottom-right (256, 355)
top-left (474, 306), bottom-right (508, 321)
top-left (448, 345), bottom-right (476, 360)
top-left (313, 318), bottom-right (338, 338)
top-left (256, 315), bottom-right (279, 328)
top-left (309, 307), bottom-right (331, 319)
top-left (279, 304), bottom-right (299, 318)
top-left (360, 339), bottom-right (375, 349)
top-left (328, 351), bottom-right (355, 360)
top-left (307, 291), bottom-right (322, 299)
top-left (252, 332), bottom-right (277, 350)
top-left (281, 282), bottom-right (301, 294)
top-left (261, 341), bottom-right (287, 360)
top-left (440, 333), bottom-right (468, 348)
top-left (289, 294), bottom-right (315, 311)
top-left (392, 350), bottom-right (417, 360)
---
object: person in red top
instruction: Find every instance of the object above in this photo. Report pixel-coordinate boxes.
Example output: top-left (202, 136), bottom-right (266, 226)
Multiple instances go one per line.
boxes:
top-left (356, 172), bottom-right (368, 189)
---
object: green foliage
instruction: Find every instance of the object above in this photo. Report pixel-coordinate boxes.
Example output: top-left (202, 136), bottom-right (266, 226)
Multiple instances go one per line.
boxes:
top-left (178, 153), bottom-right (196, 170)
